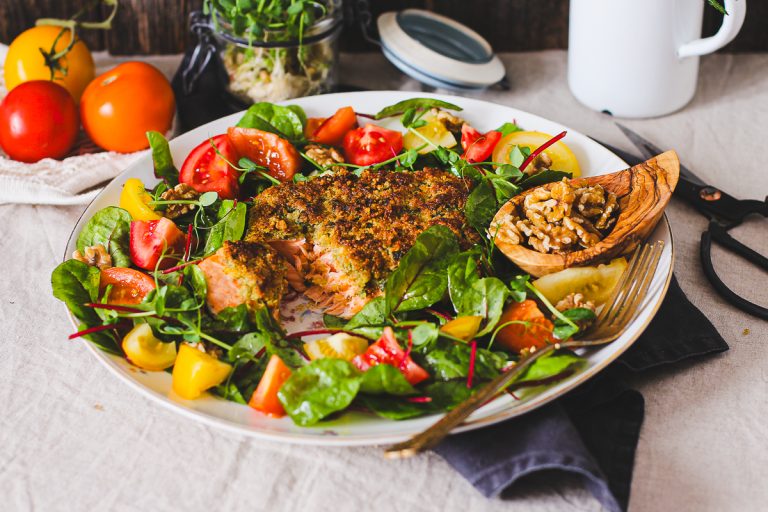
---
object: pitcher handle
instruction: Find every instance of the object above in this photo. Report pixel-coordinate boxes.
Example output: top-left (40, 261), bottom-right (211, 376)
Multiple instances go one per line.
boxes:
top-left (678, 0), bottom-right (747, 58)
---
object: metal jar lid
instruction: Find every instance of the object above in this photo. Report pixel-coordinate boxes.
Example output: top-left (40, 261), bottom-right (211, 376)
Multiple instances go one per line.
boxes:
top-left (377, 9), bottom-right (505, 90)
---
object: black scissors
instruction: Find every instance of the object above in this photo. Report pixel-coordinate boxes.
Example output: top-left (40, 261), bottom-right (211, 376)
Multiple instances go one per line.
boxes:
top-left (593, 124), bottom-right (768, 320)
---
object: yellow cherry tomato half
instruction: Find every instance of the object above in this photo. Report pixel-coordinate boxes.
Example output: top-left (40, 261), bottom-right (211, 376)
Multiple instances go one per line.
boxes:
top-left (440, 316), bottom-right (483, 341)
top-left (403, 114), bottom-right (457, 154)
top-left (532, 257), bottom-right (628, 306)
top-left (492, 131), bottom-right (581, 177)
top-left (172, 344), bottom-right (232, 400)
top-left (122, 323), bottom-right (177, 371)
top-left (119, 178), bottom-right (161, 221)
top-left (304, 333), bottom-right (369, 361)
top-left (4, 25), bottom-right (95, 102)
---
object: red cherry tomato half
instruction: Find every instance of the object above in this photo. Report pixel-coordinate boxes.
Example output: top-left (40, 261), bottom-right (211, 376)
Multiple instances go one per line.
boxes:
top-left (343, 124), bottom-right (404, 167)
top-left (179, 134), bottom-right (240, 199)
top-left (227, 127), bottom-right (300, 182)
top-left (461, 124), bottom-right (502, 163)
top-left (130, 217), bottom-right (186, 271)
top-left (310, 106), bottom-right (357, 146)
top-left (0, 80), bottom-right (78, 163)
top-left (352, 327), bottom-right (429, 385)
top-left (99, 267), bottom-right (156, 305)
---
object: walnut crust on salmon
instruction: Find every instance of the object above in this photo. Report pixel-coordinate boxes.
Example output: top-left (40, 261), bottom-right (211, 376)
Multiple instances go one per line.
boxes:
top-left (197, 241), bottom-right (287, 318)
top-left (245, 168), bottom-right (478, 318)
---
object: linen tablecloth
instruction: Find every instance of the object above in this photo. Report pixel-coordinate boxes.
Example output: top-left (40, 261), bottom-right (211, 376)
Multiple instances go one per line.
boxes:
top-left (1, 51), bottom-right (766, 512)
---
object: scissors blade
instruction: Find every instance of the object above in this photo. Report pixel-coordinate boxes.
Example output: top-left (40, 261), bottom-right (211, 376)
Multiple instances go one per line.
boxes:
top-left (615, 122), bottom-right (707, 187)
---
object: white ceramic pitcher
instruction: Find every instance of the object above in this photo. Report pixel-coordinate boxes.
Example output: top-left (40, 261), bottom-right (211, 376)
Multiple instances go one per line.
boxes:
top-left (568, 0), bottom-right (747, 118)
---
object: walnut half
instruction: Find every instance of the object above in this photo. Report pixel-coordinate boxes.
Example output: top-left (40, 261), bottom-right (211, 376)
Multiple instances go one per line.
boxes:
top-left (160, 183), bottom-right (200, 219)
top-left (73, 244), bottom-right (112, 269)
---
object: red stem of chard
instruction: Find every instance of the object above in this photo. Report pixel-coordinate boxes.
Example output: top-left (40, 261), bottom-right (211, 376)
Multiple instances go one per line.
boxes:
top-left (286, 328), bottom-right (348, 339)
top-left (466, 340), bottom-right (478, 388)
top-left (162, 259), bottom-right (202, 274)
top-left (519, 130), bottom-right (567, 173)
top-left (426, 308), bottom-right (453, 322)
top-left (68, 321), bottom-right (129, 340)
top-left (407, 396), bottom-right (432, 403)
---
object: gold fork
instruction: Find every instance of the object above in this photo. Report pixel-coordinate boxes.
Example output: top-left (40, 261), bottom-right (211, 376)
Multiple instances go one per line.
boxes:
top-left (384, 241), bottom-right (666, 459)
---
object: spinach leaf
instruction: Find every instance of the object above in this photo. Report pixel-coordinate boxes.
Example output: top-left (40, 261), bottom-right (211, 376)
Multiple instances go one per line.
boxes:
top-left (495, 122), bottom-right (522, 137)
top-left (51, 260), bottom-right (118, 352)
top-left (375, 98), bottom-right (463, 119)
top-left (183, 264), bottom-right (208, 302)
top-left (360, 364), bottom-right (416, 395)
top-left (515, 350), bottom-right (585, 384)
top-left (553, 308), bottom-right (596, 340)
top-left (410, 323), bottom-right (439, 351)
top-left (146, 131), bottom-right (178, 185)
top-left (344, 296), bottom-right (386, 339)
top-left (384, 225), bottom-right (459, 314)
top-left (519, 170), bottom-right (572, 189)
top-left (425, 380), bottom-right (474, 409)
top-left (424, 343), bottom-right (508, 381)
top-left (213, 358), bottom-right (268, 404)
top-left (214, 304), bottom-right (252, 333)
top-left (236, 102), bottom-right (306, 142)
top-left (465, 180), bottom-right (498, 233)
top-left (203, 200), bottom-right (247, 256)
top-left (76, 207), bottom-right (132, 267)
top-left (278, 359), bottom-right (362, 426)
top-left (229, 331), bottom-right (268, 363)
top-left (360, 380), bottom-right (474, 420)
top-left (447, 251), bottom-right (510, 336)
top-left (447, 251), bottom-right (480, 310)
top-left (323, 313), bottom-right (346, 329)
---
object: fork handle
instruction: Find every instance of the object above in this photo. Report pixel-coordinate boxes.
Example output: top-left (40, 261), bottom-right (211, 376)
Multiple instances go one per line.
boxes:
top-left (384, 344), bottom-right (557, 458)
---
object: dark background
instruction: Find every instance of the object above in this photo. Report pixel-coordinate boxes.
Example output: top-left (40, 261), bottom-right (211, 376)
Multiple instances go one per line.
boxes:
top-left (1, 0), bottom-right (766, 55)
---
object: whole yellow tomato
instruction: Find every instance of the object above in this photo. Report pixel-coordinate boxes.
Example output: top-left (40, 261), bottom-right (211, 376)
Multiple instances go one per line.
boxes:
top-left (4, 25), bottom-right (95, 102)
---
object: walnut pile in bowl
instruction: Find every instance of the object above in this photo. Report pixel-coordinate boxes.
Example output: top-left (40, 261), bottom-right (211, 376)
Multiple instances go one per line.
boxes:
top-left (495, 179), bottom-right (619, 254)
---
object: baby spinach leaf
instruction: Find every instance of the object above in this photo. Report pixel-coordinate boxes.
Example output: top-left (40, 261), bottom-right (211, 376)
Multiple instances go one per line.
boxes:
top-left (215, 304), bottom-right (252, 333)
top-left (51, 259), bottom-right (101, 325)
top-left (344, 296), bottom-right (387, 339)
top-left (410, 323), bottom-right (439, 351)
top-left (323, 313), bottom-right (346, 329)
top-left (424, 343), bottom-right (508, 381)
top-left (425, 380), bottom-right (474, 409)
top-left (514, 350), bottom-right (585, 384)
top-left (76, 207), bottom-right (132, 267)
top-left (375, 98), bottom-right (463, 119)
top-left (465, 180), bottom-right (498, 233)
top-left (358, 395), bottom-right (431, 420)
top-left (236, 102), bottom-right (306, 142)
top-left (448, 251), bottom-right (509, 336)
top-left (447, 251), bottom-right (480, 310)
top-left (495, 122), bottom-right (522, 137)
top-left (385, 225), bottom-right (459, 314)
top-left (278, 359), bottom-right (363, 426)
top-left (229, 331), bottom-right (268, 362)
top-left (552, 308), bottom-right (596, 340)
top-left (360, 364), bottom-right (416, 395)
top-left (204, 200), bottom-right (247, 256)
top-left (146, 130), bottom-right (178, 186)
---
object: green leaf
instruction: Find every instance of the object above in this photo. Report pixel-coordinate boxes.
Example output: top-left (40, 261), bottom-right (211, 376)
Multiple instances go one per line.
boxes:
top-left (465, 180), bottom-right (498, 233)
top-left (410, 323), bottom-right (439, 350)
top-left (323, 313), bottom-right (346, 329)
top-left (215, 304), bottom-right (252, 332)
top-left (229, 331), bottom-right (268, 362)
top-left (146, 131), bottom-right (178, 185)
top-left (707, 0), bottom-right (728, 15)
top-left (358, 395), bottom-right (430, 420)
top-left (384, 225), bottom-right (459, 314)
top-left (278, 359), bottom-right (363, 426)
top-left (447, 251), bottom-right (509, 336)
top-left (552, 307), bottom-right (596, 340)
top-left (345, 296), bottom-right (387, 338)
top-left (359, 364), bottom-right (416, 395)
top-left (495, 122), bottom-right (522, 137)
top-left (507, 145), bottom-right (528, 168)
top-left (375, 98), bottom-right (463, 119)
top-left (183, 264), bottom-right (208, 302)
top-left (519, 170), bottom-right (572, 189)
top-left (203, 200), bottom-right (247, 256)
top-left (514, 350), bottom-right (585, 384)
top-left (199, 191), bottom-right (219, 207)
top-left (508, 275), bottom-right (529, 303)
top-left (424, 343), bottom-right (508, 381)
top-left (76, 207), bottom-right (132, 267)
top-left (236, 102), bottom-right (306, 142)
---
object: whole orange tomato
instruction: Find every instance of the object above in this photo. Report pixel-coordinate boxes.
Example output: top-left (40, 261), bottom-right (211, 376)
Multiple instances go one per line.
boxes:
top-left (4, 25), bottom-right (95, 102)
top-left (80, 62), bottom-right (175, 153)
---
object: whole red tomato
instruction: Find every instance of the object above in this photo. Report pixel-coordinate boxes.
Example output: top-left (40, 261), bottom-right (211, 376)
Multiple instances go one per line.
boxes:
top-left (0, 80), bottom-right (78, 163)
top-left (81, 62), bottom-right (175, 153)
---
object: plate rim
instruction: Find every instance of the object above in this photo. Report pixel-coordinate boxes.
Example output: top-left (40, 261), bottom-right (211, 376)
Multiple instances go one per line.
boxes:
top-left (62, 90), bottom-right (675, 446)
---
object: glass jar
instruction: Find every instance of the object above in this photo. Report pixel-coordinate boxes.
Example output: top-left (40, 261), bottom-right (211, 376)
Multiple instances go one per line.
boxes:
top-left (210, 1), bottom-right (342, 104)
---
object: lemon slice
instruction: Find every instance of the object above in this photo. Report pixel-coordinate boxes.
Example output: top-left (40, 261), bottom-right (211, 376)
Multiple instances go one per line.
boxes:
top-left (532, 258), bottom-right (628, 306)
top-left (304, 333), bottom-right (370, 361)
top-left (492, 130), bottom-right (581, 177)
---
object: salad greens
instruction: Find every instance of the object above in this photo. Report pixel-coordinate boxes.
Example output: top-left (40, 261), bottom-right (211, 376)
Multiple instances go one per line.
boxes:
top-left (52, 97), bottom-right (600, 429)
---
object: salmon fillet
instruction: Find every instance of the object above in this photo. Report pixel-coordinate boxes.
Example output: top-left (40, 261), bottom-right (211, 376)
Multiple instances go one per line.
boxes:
top-left (245, 168), bottom-right (478, 318)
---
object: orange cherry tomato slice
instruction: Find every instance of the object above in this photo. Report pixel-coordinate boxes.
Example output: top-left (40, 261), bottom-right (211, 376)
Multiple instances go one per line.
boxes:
top-left (99, 267), bottom-right (156, 305)
top-left (309, 106), bottom-right (358, 146)
top-left (249, 355), bottom-right (292, 417)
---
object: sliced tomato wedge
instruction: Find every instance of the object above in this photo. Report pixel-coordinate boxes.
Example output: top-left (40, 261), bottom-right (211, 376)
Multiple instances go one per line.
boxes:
top-left (310, 106), bottom-right (357, 146)
top-left (130, 217), bottom-right (186, 270)
top-left (352, 327), bottom-right (429, 385)
top-left (249, 354), bottom-right (292, 417)
top-left (227, 127), bottom-right (300, 182)
top-left (461, 124), bottom-right (502, 163)
top-left (179, 134), bottom-right (240, 199)
top-left (305, 117), bottom-right (325, 139)
top-left (99, 267), bottom-right (156, 305)
top-left (343, 124), bottom-right (404, 167)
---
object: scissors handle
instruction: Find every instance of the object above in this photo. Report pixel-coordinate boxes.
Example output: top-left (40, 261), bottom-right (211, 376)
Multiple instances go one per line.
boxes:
top-left (700, 222), bottom-right (768, 320)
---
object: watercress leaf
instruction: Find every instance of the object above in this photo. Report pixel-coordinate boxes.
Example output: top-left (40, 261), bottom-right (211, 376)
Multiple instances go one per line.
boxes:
top-left (146, 130), bottom-right (178, 186)
top-left (424, 343), bottom-right (508, 381)
top-left (359, 364), bottom-right (416, 395)
top-left (236, 102), bottom-right (306, 142)
top-left (495, 122), bottom-right (522, 137)
top-left (76, 206), bottom-right (132, 267)
top-left (183, 264), bottom-right (208, 301)
top-left (507, 145), bottom-right (528, 168)
top-left (399, 148), bottom-right (419, 168)
top-left (553, 323), bottom-right (579, 341)
top-left (562, 307), bottom-right (597, 323)
top-left (495, 163), bottom-right (523, 180)
top-left (199, 191), bottom-right (219, 207)
top-left (465, 180), bottom-right (498, 233)
top-left (552, 308), bottom-right (596, 340)
top-left (410, 119), bottom-right (428, 129)
top-left (51, 259), bottom-right (102, 325)
top-left (278, 358), bottom-right (362, 426)
top-left (385, 225), bottom-right (459, 314)
top-left (514, 350), bottom-right (585, 384)
top-left (508, 274), bottom-right (530, 303)
top-left (493, 179), bottom-right (521, 204)
top-left (519, 170), bottom-right (572, 189)
top-left (375, 98), bottom-right (463, 119)
top-left (411, 323), bottom-right (439, 350)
